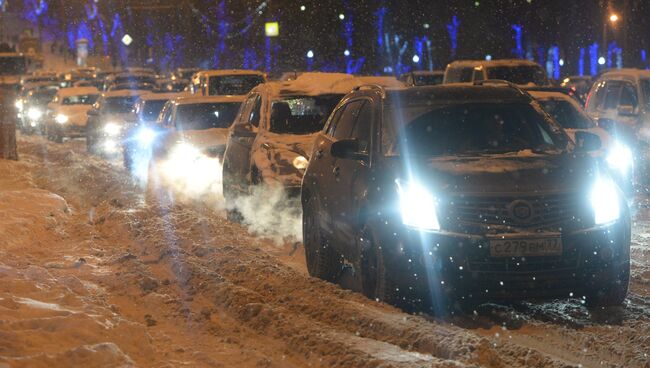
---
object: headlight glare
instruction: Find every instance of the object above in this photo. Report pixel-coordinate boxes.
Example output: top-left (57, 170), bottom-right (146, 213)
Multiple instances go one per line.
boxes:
top-left (104, 123), bottom-right (121, 136)
top-left (27, 107), bottom-right (42, 121)
top-left (55, 114), bottom-right (69, 124)
top-left (591, 176), bottom-right (621, 225)
top-left (396, 179), bottom-right (440, 231)
top-left (606, 143), bottom-right (633, 176)
top-left (292, 155), bottom-right (309, 170)
top-left (136, 127), bottom-right (157, 146)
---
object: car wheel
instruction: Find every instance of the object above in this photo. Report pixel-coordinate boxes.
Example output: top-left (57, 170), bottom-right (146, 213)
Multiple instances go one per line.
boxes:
top-left (360, 224), bottom-right (399, 305)
top-left (303, 196), bottom-right (342, 282)
top-left (586, 263), bottom-right (630, 307)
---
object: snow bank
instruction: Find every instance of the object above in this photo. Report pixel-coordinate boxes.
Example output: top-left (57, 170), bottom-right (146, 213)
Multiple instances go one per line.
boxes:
top-left (0, 160), bottom-right (70, 249)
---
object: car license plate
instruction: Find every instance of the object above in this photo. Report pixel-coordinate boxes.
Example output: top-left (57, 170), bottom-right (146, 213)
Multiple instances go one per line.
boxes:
top-left (489, 237), bottom-right (562, 258)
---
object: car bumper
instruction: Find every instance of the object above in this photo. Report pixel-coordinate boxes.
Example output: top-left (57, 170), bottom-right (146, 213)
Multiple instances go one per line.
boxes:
top-left (380, 221), bottom-right (630, 302)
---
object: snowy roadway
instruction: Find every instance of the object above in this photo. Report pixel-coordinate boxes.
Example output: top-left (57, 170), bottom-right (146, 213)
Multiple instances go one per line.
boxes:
top-left (0, 135), bottom-right (649, 367)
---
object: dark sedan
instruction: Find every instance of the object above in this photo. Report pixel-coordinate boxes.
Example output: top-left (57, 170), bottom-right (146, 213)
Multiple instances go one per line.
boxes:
top-left (302, 83), bottom-right (631, 313)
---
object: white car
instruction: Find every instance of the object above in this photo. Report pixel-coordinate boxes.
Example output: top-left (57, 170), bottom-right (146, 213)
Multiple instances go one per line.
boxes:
top-left (444, 59), bottom-right (550, 86)
top-left (148, 95), bottom-right (245, 194)
top-left (190, 70), bottom-right (266, 96)
top-left (585, 69), bottom-right (650, 145)
top-left (45, 87), bottom-right (100, 142)
top-left (530, 91), bottom-right (610, 148)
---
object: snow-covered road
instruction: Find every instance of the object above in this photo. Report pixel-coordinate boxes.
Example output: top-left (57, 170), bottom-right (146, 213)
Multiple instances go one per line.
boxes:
top-left (0, 135), bottom-right (649, 367)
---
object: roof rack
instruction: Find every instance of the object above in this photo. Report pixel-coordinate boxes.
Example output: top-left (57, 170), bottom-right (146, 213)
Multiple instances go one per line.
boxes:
top-left (353, 84), bottom-right (386, 97)
top-left (473, 79), bottom-right (531, 98)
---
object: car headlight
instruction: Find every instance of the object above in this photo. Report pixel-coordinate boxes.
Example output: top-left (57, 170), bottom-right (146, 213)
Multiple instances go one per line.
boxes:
top-left (395, 179), bottom-right (440, 231)
top-left (606, 143), bottom-right (633, 176)
top-left (55, 114), bottom-right (69, 124)
top-left (14, 100), bottom-right (23, 111)
top-left (292, 155), bottom-right (309, 170)
top-left (104, 123), bottom-right (121, 136)
top-left (27, 107), bottom-right (43, 121)
top-left (591, 176), bottom-right (621, 225)
top-left (136, 127), bottom-right (157, 146)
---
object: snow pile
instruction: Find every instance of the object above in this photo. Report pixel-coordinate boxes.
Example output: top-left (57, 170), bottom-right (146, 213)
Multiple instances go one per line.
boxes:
top-left (0, 159), bottom-right (70, 249)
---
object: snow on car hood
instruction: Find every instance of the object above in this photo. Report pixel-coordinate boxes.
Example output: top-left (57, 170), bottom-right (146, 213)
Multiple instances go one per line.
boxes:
top-left (413, 150), bottom-right (596, 194)
top-left (252, 132), bottom-right (317, 187)
top-left (56, 105), bottom-right (93, 126)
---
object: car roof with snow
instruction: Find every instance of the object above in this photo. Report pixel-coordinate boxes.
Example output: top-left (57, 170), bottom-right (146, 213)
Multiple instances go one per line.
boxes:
top-left (384, 84), bottom-right (533, 105)
top-left (138, 92), bottom-right (188, 101)
top-left (101, 90), bottom-right (149, 98)
top-left (597, 68), bottom-right (650, 82)
top-left (354, 76), bottom-right (406, 88)
top-left (56, 87), bottom-right (100, 97)
top-left (173, 95), bottom-right (246, 105)
top-left (446, 59), bottom-right (543, 68)
top-left (528, 90), bottom-right (576, 101)
top-left (254, 72), bottom-right (379, 98)
top-left (197, 69), bottom-right (265, 77)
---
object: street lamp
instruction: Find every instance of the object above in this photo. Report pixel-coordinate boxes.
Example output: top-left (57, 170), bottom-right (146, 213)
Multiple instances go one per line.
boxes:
top-left (602, 12), bottom-right (621, 69)
top-left (609, 13), bottom-right (619, 23)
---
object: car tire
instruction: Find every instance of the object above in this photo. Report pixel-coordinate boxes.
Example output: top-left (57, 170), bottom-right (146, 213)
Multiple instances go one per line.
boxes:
top-left (360, 224), bottom-right (399, 305)
top-left (303, 196), bottom-right (342, 282)
top-left (586, 263), bottom-right (630, 307)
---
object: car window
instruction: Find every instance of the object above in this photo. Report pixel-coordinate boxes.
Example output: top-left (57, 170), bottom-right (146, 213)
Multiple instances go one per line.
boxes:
top-left (619, 82), bottom-right (638, 108)
top-left (603, 81), bottom-right (622, 110)
top-left (586, 81), bottom-right (606, 112)
top-left (350, 101), bottom-right (373, 153)
top-left (248, 95), bottom-right (262, 128)
top-left (383, 102), bottom-right (565, 156)
top-left (472, 68), bottom-right (485, 82)
top-left (332, 100), bottom-right (364, 140)
top-left (325, 104), bottom-right (347, 136)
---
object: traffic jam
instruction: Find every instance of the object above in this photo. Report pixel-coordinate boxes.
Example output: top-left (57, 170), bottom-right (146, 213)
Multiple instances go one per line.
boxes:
top-left (0, 1), bottom-right (649, 367)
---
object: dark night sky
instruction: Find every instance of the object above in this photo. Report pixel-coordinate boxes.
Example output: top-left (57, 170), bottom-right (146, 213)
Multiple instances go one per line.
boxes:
top-left (11, 0), bottom-right (650, 75)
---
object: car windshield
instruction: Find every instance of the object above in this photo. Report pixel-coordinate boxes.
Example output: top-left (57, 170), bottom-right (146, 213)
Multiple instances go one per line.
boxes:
top-left (208, 75), bottom-right (264, 95)
top-left (140, 100), bottom-right (168, 121)
top-left (383, 102), bottom-right (565, 156)
top-left (486, 66), bottom-right (548, 86)
top-left (537, 99), bottom-right (595, 129)
top-left (102, 96), bottom-right (139, 114)
top-left (29, 90), bottom-right (58, 105)
top-left (110, 83), bottom-right (156, 91)
top-left (270, 95), bottom-right (342, 134)
top-left (175, 102), bottom-right (241, 130)
top-left (0, 56), bottom-right (26, 75)
top-left (63, 94), bottom-right (99, 105)
top-left (414, 74), bottom-right (443, 86)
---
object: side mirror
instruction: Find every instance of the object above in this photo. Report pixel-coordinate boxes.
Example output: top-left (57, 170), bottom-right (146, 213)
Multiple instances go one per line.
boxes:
top-left (331, 139), bottom-right (366, 160)
top-left (87, 109), bottom-right (99, 117)
top-left (618, 105), bottom-right (638, 117)
top-left (575, 131), bottom-right (602, 152)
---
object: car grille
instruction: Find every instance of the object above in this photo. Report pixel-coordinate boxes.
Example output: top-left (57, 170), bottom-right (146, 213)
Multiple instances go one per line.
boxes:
top-left (440, 193), bottom-right (591, 232)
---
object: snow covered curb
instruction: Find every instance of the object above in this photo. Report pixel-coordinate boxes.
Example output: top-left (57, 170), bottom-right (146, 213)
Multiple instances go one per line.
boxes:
top-left (0, 159), bottom-right (70, 249)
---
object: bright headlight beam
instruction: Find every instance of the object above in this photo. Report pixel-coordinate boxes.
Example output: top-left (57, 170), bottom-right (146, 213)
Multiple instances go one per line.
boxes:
top-left (396, 179), bottom-right (440, 231)
top-left (136, 127), bottom-right (156, 146)
top-left (55, 114), bottom-right (69, 124)
top-left (606, 143), bottom-right (633, 176)
top-left (104, 123), bottom-right (121, 136)
top-left (27, 107), bottom-right (43, 121)
top-left (591, 176), bottom-right (621, 225)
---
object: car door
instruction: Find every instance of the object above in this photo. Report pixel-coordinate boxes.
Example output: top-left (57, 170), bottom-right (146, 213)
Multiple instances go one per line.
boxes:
top-left (307, 100), bottom-right (354, 235)
top-left (320, 98), bottom-right (371, 259)
top-left (223, 93), bottom-right (262, 197)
